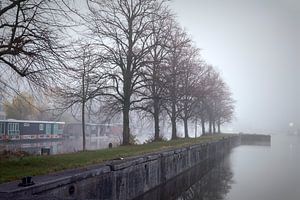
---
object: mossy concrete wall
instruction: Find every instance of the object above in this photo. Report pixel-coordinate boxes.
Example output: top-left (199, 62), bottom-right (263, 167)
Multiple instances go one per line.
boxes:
top-left (0, 135), bottom-right (268, 200)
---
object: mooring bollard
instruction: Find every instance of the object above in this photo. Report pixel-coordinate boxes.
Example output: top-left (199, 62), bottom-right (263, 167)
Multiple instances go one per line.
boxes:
top-left (18, 176), bottom-right (34, 187)
top-left (41, 147), bottom-right (51, 155)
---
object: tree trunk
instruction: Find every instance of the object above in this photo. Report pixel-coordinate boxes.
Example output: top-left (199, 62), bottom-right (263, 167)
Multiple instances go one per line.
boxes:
top-left (153, 99), bottom-right (160, 141)
top-left (209, 120), bottom-right (212, 135)
top-left (154, 113), bottom-right (160, 141)
top-left (122, 68), bottom-right (131, 145)
top-left (171, 116), bottom-right (177, 140)
top-left (82, 71), bottom-right (86, 151)
top-left (194, 118), bottom-right (197, 138)
top-left (122, 103), bottom-right (130, 145)
top-left (123, 20), bottom-right (133, 145)
top-left (213, 121), bottom-right (216, 134)
top-left (217, 120), bottom-right (221, 134)
top-left (82, 100), bottom-right (86, 151)
top-left (184, 118), bottom-right (189, 138)
top-left (201, 118), bottom-right (205, 135)
top-left (171, 101), bottom-right (177, 140)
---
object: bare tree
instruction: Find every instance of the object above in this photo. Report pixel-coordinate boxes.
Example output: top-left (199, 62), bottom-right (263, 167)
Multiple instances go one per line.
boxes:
top-left (0, 0), bottom-right (72, 88)
top-left (138, 8), bottom-right (173, 141)
top-left (213, 83), bottom-right (235, 134)
top-left (194, 96), bottom-right (209, 136)
top-left (198, 68), bottom-right (235, 135)
top-left (192, 64), bottom-right (217, 136)
top-left (54, 44), bottom-right (106, 151)
top-left (86, 0), bottom-right (168, 145)
top-left (205, 69), bottom-right (221, 134)
top-left (162, 23), bottom-right (191, 139)
top-left (178, 44), bottom-right (204, 138)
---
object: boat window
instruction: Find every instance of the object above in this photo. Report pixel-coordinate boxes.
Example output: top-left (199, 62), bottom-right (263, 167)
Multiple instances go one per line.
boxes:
top-left (8, 123), bottom-right (19, 135)
top-left (39, 124), bottom-right (44, 131)
top-left (53, 124), bottom-right (58, 133)
top-left (0, 123), bottom-right (3, 135)
top-left (53, 124), bottom-right (63, 134)
top-left (46, 124), bottom-right (52, 134)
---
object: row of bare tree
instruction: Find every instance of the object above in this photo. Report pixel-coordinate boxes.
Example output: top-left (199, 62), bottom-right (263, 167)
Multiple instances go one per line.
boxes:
top-left (0, 0), bottom-right (234, 147)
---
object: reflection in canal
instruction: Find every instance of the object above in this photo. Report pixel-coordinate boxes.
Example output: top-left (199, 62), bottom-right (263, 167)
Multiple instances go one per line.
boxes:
top-left (136, 154), bottom-right (233, 200)
top-left (225, 135), bottom-right (300, 200)
top-left (177, 157), bottom-right (233, 200)
top-left (0, 136), bottom-right (120, 155)
top-left (139, 135), bottom-right (300, 200)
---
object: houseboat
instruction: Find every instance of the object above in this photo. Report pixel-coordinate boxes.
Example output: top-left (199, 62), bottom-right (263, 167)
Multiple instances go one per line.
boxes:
top-left (0, 119), bottom-right (65, 141)
top-left (64, 123), bottom-right (122, 138)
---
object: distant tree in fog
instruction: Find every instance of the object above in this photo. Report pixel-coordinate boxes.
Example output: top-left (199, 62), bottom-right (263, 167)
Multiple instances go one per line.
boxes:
top-left (213, 83), bottom-right (235, 134)
top-left (162, 23), bottom-right (191, 139)
top-left (177, 44), bottom-right (204, 138)
top-left (191, 65), bottom-right (211, 136)
top-left (4, 92), bottom-right (38, 119)
top-left (200, 68), bottom-right (235, 134)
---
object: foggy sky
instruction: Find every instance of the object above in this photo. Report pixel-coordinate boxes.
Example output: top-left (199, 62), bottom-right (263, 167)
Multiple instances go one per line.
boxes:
top-left (171, 0), bottom-right (300, 133)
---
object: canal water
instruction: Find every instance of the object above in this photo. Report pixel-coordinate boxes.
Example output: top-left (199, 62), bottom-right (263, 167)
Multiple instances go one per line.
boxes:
top-left (177, 134), bottom-right (300, 200)
top-left (138, 134), bottom-right (300, 200)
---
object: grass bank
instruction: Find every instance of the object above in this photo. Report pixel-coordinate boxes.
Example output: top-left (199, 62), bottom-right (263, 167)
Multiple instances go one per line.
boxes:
top-left (0, 134), bottom-right (234, 184)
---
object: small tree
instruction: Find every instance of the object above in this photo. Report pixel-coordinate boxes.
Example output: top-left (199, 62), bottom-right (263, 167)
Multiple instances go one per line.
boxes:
top-left (4, 92), bottom-right (38, 119)
top-left (55, 44), bottom-right (106, 151)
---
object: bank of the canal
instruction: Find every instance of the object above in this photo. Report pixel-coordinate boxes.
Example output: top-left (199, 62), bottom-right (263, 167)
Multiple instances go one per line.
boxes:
top-left (0, 134), bottom-right (231, 184)
top-left (0, 134), bottom-right (270, 200)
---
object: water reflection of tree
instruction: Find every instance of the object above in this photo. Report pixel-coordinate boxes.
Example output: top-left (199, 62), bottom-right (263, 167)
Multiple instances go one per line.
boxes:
top-left (178, 157), bottom-right (234, 200)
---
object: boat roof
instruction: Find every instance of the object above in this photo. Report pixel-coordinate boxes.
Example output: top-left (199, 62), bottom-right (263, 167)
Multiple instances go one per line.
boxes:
top-left (67, 122), bottom-right (122, 126)
top-left (0, 119), bottom-right (65, 124)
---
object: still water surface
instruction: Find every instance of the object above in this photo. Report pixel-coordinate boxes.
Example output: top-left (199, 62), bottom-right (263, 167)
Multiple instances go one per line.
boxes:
top-left (176, 135), bottom-right (300, 200)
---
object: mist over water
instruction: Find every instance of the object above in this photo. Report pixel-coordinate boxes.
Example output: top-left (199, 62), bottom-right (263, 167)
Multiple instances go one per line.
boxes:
top-left (175, 134), bottom-right (300, 200)
top-left (226, 135), bottom-right (300, 200)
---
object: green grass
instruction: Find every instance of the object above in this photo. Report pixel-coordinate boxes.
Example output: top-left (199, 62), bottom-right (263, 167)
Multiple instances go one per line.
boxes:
top-left (0, 134), bottom-right (233, 184)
